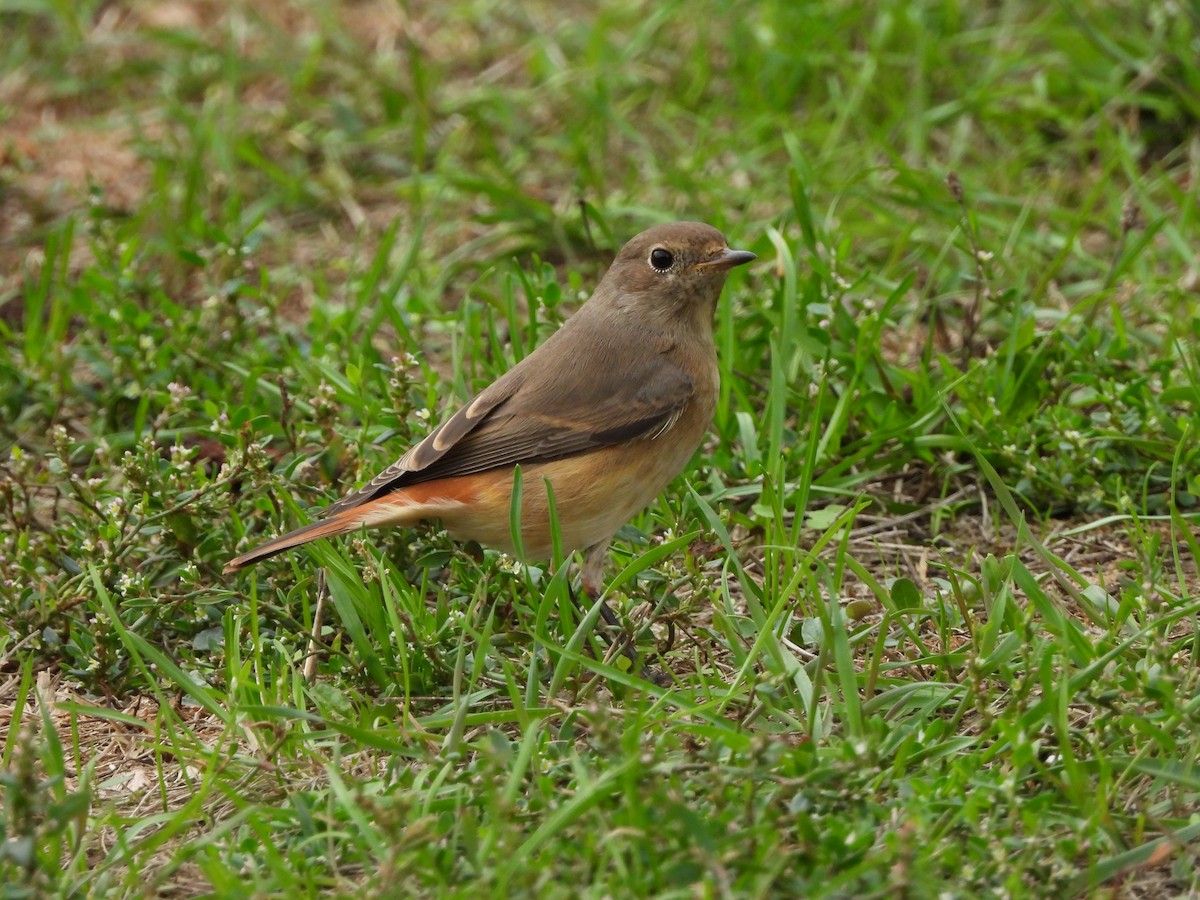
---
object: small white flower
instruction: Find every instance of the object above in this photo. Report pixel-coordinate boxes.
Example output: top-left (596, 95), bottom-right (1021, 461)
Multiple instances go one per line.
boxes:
top-left (498, 554), bottom-right (523, 575)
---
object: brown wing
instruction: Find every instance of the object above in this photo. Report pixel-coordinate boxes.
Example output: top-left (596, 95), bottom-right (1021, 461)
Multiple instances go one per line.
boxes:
top-left (318, 333), bottom-right (693, 518)
top-left (404, 363), bottom-right (693, 483)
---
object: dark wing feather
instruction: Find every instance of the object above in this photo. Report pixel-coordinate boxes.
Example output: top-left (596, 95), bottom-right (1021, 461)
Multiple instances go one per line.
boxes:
top-left (319, 341), bottom-right (694, 516)
top-left (404, 404), bottom-right (684, 484)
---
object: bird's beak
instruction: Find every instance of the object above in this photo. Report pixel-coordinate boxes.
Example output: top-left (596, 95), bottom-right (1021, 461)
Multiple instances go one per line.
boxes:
top-left (696, 247), bottom-right (757, 271)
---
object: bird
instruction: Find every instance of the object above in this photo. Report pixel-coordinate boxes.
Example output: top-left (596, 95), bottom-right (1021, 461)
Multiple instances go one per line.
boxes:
top-left (223, 221), bottom-right (755, 602)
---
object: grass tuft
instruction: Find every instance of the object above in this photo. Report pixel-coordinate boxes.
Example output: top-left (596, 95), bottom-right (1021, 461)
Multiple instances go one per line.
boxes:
top-left (2, 0), bottom-right (1199, 895)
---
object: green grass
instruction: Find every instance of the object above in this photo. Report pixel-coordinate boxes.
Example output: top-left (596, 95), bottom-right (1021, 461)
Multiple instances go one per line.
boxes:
top-left (2, 0), bottom-right (1200, 895)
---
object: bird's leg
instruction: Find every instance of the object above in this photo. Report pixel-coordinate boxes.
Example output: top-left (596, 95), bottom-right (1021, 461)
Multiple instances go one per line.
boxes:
top-left (573, 541), bottom-right (659, 680)
top-left (580, 540), bottom-right (623, 631)
top-left (566, 579), bottom-right (637, 669)
top-left (579, 540), bottom-right (610, 599)
top-left (580, 540), bottom-right (629, 637)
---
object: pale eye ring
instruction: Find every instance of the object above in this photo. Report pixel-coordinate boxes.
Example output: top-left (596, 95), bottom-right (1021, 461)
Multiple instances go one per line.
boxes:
top-left (649, 247), bottom-right (674, 271)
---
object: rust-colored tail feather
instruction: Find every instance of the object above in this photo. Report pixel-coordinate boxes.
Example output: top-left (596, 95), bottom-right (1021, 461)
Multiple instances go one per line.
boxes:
top-left (223, 476), bottom-right (480, 575)
top-left (222, 509), bottom-right (366, 574)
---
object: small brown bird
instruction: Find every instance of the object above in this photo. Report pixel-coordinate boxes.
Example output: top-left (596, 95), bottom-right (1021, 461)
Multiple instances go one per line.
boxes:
top-left (224, 222), bottom-right (755, 595)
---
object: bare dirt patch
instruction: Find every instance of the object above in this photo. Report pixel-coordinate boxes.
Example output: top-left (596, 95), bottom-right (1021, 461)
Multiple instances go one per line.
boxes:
top-left (0, 110), bottom-right (150, 323)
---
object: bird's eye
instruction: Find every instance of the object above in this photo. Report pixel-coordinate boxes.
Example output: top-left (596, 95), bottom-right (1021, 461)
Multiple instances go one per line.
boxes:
top-left (649, 248), bottom-right (674, 271)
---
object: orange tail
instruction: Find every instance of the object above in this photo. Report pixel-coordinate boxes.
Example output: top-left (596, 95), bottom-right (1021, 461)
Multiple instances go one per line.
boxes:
top-left (222, 477), bottom-right (481, 574)
top-left (222, 507), bottom-right (371, 573)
